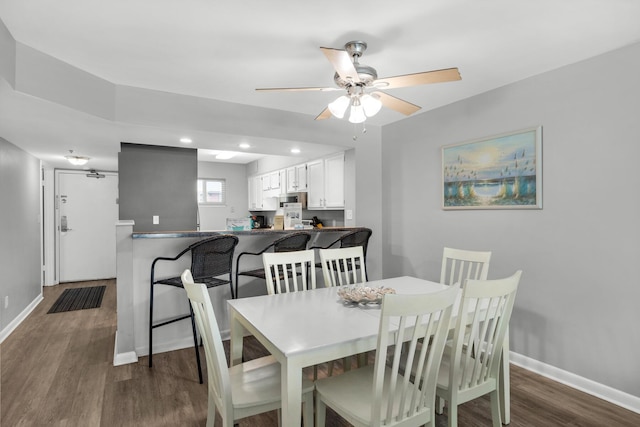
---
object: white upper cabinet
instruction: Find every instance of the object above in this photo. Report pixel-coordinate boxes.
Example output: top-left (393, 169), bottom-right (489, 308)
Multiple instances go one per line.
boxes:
top-left (324, 153), bottom-right (345, 208)
top-left (306, 159), bottom-right (324, 208)
top-left (248, 175), bottom-right (263, 210)
top-left (286, 164), bottom-right (307, 192)
top-left (307, 153), bottom-right (345, 209)
top-left (250, 153), bottom-right (344, 211)
top-left (278, 169), bottom-right (287, 196)
top-left (270, 171), bottom-right (281, 190)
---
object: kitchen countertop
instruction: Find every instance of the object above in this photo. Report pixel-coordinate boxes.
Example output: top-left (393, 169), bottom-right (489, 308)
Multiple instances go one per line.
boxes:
top-left (131, 227), bottom-right (367, 239)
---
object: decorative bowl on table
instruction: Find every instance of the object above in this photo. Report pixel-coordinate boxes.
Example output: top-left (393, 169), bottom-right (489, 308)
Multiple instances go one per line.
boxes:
top-left (337, 285), bottom-right (396, 305)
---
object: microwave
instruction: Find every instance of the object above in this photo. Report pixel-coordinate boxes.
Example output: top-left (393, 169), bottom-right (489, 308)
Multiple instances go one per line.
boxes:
top-left (279, 192), bottom-right (307, 209)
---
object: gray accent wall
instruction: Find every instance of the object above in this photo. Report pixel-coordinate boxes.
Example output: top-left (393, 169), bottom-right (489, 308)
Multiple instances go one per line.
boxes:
top-left (0, 138), bottom-right (41, 332)
top-left (381, 42), bottom-right (640, 397)
top-left (119, 143), bottom-right (197, 232)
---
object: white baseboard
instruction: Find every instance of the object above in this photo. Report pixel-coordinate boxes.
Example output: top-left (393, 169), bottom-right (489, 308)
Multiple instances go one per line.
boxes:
top-left (113, 331), bottom-right (139, 366)
top-left (0, 293), bottom-right (43, 344)
top-left (136, 336), bottom-right (196, 359)
top-left (510, 351), bottom-right (640, 414)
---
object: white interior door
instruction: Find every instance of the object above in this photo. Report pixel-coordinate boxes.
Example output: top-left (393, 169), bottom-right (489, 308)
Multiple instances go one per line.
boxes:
top-left (57, 170), bottom-right (118, 282)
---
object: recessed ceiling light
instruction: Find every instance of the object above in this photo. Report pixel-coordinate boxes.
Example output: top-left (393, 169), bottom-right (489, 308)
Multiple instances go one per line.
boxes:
top-left (216, 152), bottom-right (235, 160)
top-left (239, 143), bottom-right (251, 149)
top-left (180, 137), bottom-right (192, 143)
top-left (291, 148), bottom-right (301, 154)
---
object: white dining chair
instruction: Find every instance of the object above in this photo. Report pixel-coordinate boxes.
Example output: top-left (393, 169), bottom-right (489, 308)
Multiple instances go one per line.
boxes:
top-left (181, 270), bottom-right (314, 427)
top-left (319, 246), bottom-right (367, 287)
top-left (314, 286), bottom-right (459, 427)
top-left (319, 246), bottom-right (369, 374)
top-left (262, 249), bottom-right (316, 295)
top-left (440, 247), bottom-right (491, 287)
top-left (435, 270), bottom-right (521, 427)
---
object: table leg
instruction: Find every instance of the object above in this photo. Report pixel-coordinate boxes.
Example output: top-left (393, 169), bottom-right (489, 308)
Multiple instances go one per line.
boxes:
top-left (229, 310), bottom-right (244, 367)
top-left (499, 330), bottom-right (511, 424)
top-left (281, 359), bottom-right (303, 427)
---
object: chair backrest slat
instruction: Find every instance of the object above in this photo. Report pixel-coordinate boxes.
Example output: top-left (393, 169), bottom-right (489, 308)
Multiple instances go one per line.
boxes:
top-left (263, 250), bottom-right (316, 295)
top-left (319, 246), bottom-right (367, 287)
top-left (451, 271), bottom-right (521, 393)
top-left (440, 247), bottom-right (491, 288)
top-left (371, 286), bottom-right (458, 426)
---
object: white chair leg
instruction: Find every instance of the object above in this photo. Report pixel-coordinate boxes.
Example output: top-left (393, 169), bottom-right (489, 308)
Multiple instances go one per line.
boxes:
top-left (436, 396), bottom-right (445, 414)
top-left (206, 394), bottom-right (216, 427)
top-left (315, 396), bottom-right (327, 427)
top-left (447, 397), bottom-right (458, 427)
top-left (489, 390), bottom-right (502, 427)
top-left (302, 393), bottom-right (313, 427)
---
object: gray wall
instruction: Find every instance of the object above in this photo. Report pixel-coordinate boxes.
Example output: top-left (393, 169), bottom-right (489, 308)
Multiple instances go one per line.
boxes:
top-left (381, 42), bottom-right (640, 397)
top-left (0, 138), bottom-right (41, 332)
top-left (119, 143), bottom-right (197, 232)
top-left (0, 18), bottom-right (15, 87)
top-left (197, 161), bottom-right (249, 231)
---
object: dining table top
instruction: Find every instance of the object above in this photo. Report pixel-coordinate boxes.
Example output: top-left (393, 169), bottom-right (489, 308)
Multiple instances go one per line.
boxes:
top-left (227, 276), bottom-right (451, 360)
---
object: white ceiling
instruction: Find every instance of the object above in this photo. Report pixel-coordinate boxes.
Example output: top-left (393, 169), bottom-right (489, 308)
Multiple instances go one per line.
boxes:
top-left (1, 0), bottom-right (640, 170)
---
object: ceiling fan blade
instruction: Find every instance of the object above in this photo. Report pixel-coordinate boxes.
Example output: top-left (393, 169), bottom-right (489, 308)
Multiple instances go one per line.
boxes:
top-left (372, 91), bottom-right (421, 116)
top-left (320, 47), bottom-right (360, 84)
top-left (375, 67), bottom-right (461, 89)
top-left (315, 108), bottom-right (332, 120)
top-left (256, 86), bottom-right (340, 92)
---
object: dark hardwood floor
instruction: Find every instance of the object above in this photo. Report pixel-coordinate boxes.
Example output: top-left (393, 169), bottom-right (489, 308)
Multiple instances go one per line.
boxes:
top-left (1, 279), bottom-right (639, 426)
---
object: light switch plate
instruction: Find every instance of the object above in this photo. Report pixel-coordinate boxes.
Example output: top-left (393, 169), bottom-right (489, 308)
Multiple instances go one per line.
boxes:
top-left (153, 215), bottom-right (159, 224)
top-left (346, 210), bottom-right (353, 220)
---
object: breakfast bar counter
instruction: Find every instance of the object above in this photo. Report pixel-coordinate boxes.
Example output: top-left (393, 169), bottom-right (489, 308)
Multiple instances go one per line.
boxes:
top-left (114, 221), bottom-right (367, 366)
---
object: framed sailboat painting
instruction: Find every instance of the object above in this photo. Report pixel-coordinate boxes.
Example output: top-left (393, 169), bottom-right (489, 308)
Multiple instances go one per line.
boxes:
top-left (442, 126), bottom-right (542, 210)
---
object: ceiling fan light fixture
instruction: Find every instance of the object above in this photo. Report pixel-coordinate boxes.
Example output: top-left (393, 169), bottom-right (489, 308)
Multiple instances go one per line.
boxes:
top-left (361, 93), bottom-right (382, 117)
top-left (348, 99), bottom-right (366, 124)
top-left (328, 95), bottom-right (350, 119)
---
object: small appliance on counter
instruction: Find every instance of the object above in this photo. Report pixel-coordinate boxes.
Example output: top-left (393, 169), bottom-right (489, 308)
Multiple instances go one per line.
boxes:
top-left (279, 192), bottom-right (307, 209)
top-left (251, 215), bottom-right (267, 229)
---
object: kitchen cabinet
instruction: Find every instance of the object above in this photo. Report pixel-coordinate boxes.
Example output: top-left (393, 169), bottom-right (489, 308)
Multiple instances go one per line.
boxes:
top-left (306, 159), bottom-right (324, 208)
top-left (262, 171), bottom-right (281, 191)
top-left (286, 164), bottom-right (307, 193)
top-left (248, 175), bottom-right (263, 210)
top-left (278, 169), bottom-right (287, 196)
top-left (324, 153), bottom-right (345, 208)
top-left (307, 153), bottom-right (344, 209)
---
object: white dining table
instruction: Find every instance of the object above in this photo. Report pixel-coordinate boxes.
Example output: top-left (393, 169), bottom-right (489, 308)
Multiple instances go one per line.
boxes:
top-left (227, 276), bottom-right (510, 426)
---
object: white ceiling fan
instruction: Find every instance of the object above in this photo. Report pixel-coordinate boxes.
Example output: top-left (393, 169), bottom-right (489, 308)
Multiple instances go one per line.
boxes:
top-left (256, 40), bottom-right (462, 123)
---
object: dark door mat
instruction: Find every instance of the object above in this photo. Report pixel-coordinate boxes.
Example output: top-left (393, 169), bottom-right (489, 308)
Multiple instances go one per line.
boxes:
top-left (48, 285), bottom-right (106, 314)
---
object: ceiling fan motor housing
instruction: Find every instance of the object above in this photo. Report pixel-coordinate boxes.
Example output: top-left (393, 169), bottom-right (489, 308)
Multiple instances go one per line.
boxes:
top-left (334, 63), bottom-right (378, 88)
top-left (334, 41), bottom-right (378, 88)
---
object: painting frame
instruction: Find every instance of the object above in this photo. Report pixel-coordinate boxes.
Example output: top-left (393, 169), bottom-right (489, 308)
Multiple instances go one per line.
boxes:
top-left (442, 126), bottom-right (542, 210)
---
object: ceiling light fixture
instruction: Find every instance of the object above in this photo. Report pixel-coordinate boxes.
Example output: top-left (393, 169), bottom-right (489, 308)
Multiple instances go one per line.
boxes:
top-left (328, 87), bottom-right (382, 124)
top-left (65, 150), bottom-right (90, 166)
top-left (239, 142), bottom-right (251, 149)
top-left (291, 148), bottom-right (301, 154)
top-left (180, 137), bottom-right (192, 143)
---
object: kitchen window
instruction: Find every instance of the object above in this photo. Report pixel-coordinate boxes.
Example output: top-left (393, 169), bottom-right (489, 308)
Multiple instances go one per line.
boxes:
top-left (198, 178), bottom-right (226, 205)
